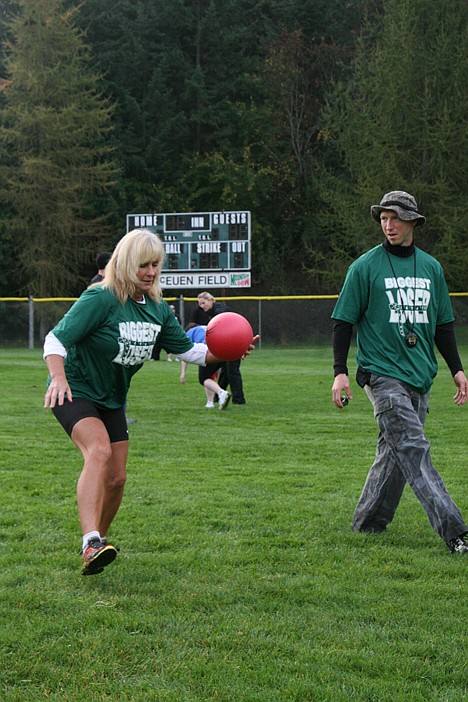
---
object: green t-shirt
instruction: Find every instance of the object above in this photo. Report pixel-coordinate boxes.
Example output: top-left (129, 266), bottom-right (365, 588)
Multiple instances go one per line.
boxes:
top-left (50, 286), bottom-right (193, 408)
top-left (331, 244), bottom-right (454, 394)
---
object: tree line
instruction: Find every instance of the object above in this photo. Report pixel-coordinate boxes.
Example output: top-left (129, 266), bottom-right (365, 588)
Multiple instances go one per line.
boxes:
top-left (0, 0), bottom-right (467, 298)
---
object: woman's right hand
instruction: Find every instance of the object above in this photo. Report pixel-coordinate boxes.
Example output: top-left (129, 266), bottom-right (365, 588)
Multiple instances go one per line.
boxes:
top-left (44, 355), bottom-right (73, 408)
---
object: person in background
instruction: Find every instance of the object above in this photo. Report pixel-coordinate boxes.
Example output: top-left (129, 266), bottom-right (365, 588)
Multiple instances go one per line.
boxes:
top-left (43, 229), bottom-right (250, 576)
top-left (151, 303), bottom-right (181, 362)
top-left (191, 299), bottom-right (211, 326)
top-left (179, 323), bottom-right (230, 409)
top-left (89, 251), bottom-right (112, 285)
top-left (197, 291), bottom-right (247, 405)
top-left (166, 304), bottom-right (181, 362)
top-left (331, 190), bottom-right (468, 555)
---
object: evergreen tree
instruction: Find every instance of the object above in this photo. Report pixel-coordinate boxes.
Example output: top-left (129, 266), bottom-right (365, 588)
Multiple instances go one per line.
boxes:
top-left (315, 0), bottom-right (468, 291)
top-left (0, 0), bottom-right (118, 297)
top-left (77, 0), bottom-right (371, 291)
top-left (78, 0), bottom-right (270, 213)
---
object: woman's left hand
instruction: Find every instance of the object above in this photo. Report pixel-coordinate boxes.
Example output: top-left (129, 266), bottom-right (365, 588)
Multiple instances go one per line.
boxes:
top-left (242, 335), bottom-right (260, 358)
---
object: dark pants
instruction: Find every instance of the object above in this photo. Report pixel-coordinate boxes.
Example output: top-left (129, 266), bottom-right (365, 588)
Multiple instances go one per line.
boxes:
top-left (219, 360), bottom-right (245, 403)
top-left (151, 344), bottom-right (161, 360)
top-left (353, 375), bottom-right (467, 544)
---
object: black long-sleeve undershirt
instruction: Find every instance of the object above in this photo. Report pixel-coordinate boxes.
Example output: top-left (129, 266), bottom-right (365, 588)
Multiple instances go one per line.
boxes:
top-left (434, 322), bottom-right (464, 376)
top-left (332, 320), bottom-right (353, 376)
top-left (332, 320), bottom-right (463, 378)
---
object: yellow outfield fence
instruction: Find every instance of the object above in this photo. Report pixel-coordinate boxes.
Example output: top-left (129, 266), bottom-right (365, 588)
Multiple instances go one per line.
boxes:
top-left (1, 293), bottom-right (468, 349)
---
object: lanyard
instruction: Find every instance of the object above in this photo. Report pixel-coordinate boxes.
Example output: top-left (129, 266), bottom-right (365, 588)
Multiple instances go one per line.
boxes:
top-left (384, 247), bottom-right (418, 348)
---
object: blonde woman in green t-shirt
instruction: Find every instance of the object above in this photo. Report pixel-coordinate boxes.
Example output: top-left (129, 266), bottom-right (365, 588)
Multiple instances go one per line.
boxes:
top-left (44, 229), bottom-right (255, 575)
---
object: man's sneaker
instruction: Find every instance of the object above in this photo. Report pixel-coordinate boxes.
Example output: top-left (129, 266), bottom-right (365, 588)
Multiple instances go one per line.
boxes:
top-left (448, 535), bottom-right (468, 554)
top-left (218, 389), bottom-right (231, 411)
top-left (205, 401), bottom-right (214, 409)
top-left (81, 538), bottom-right (118, 575)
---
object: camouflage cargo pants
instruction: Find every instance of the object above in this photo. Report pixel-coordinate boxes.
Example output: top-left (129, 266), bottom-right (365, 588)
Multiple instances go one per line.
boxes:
top-left (353, 374), bottom-right (467, 544)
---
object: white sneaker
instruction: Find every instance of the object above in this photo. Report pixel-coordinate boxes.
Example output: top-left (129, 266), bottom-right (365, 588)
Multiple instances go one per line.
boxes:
top-left (205, 401), bottom-right (214, 409)
top-left (218, 390), bottom-right (231, 411)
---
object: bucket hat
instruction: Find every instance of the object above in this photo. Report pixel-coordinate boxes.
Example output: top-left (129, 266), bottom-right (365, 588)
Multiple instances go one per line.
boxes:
top-left (371, 191), bottom-right (425, 226)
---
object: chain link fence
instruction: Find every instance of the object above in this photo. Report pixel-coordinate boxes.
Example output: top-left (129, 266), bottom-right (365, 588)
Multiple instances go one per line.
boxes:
top-left (1, 295), bottom-right (468, 349)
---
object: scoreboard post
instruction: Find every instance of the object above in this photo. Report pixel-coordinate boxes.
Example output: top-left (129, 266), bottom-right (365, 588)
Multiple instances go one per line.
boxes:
top-left (126, 210), bottom-right (251, 289)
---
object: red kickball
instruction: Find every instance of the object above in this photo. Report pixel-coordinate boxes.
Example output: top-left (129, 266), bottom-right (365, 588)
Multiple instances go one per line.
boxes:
top-left (205, 312), bottom-right (254, 361)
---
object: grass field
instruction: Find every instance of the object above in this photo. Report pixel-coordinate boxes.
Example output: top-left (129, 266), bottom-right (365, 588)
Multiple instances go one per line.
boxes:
top-left (0, 346), bottom-right (467, 702)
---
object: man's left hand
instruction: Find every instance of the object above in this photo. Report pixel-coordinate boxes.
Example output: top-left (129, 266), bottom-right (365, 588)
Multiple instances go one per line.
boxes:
top-left (453, 370), bottom-right (468, 405)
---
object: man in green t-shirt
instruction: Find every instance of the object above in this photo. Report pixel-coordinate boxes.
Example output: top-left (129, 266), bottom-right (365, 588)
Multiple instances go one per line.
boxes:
top-left (331, 191), bottom-right (468, 554)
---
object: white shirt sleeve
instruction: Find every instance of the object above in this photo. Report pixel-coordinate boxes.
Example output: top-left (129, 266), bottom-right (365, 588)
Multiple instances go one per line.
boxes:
top-left (43, 331), bottom-right (67, 359)
top-left (176, 343), bottom-right (208, 366)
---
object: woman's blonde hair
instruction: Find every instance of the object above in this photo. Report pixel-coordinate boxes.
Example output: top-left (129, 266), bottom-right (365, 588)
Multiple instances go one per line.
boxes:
top-left (101, 228), bottom-right (165, 304)
top-left (197, 291), bottom-right (215, 302)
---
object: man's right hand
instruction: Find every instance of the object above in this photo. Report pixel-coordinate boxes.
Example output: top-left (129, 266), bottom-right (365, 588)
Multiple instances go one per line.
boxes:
top-left (332, 373), bottom-right (352, 409)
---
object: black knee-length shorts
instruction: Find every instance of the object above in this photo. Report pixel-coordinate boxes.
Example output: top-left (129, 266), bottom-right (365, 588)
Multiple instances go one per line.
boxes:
top-left (51, 397), bottom-right (128, 443)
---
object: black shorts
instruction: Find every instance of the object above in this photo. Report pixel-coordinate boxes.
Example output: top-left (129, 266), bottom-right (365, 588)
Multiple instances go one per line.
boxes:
top-left (51, 397), bottom-right (128, 443)
top-left (199, 362), bottom-right (224, 385)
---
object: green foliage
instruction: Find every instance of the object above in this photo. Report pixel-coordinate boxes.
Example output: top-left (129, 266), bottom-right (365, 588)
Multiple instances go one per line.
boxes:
top-left (315, 0), bottom-right (468, 290)
top-left (76, 0), bottom-right (367, 293)
top-left (3, 1), bottom-right (466, 296)
top-left (0, 0), bottom-right (118, 296)
top-left (1, 346), bottom-right (468, 700)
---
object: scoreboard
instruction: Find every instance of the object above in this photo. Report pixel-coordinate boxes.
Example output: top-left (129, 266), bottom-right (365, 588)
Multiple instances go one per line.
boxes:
top-left (126, 210), bottom-right (251, 289)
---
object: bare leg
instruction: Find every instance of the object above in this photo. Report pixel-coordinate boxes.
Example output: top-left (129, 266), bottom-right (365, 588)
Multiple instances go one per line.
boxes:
top-left (71, 417), bottom-right (128, 537)
top-left (98, 441), bottom-right (128, 536)
top-left (204, 378), bottom-right (223, 399)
